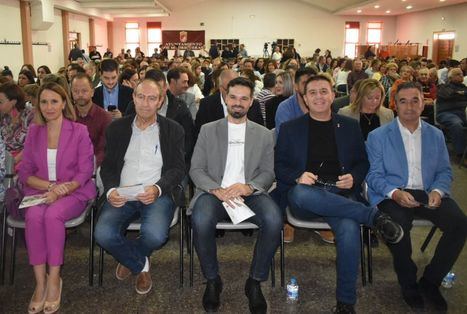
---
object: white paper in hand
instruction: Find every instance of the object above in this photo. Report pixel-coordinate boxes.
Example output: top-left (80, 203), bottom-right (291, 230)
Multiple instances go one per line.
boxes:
top-left (222, 198), bottom-right (255, 225)
top-left (116, 184), bottom-right (145, 201)
top-left (19, 195), bottom-right (47, 209)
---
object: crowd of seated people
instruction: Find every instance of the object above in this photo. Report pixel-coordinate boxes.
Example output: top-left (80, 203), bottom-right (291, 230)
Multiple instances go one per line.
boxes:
top-left (0, 45), bottom-right (466, 314)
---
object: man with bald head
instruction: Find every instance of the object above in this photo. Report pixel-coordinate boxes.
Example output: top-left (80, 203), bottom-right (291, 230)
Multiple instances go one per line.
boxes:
top-left (436, 68), bottom-right (467, 163)
top-left (195, 69), bottom-right (264, 134)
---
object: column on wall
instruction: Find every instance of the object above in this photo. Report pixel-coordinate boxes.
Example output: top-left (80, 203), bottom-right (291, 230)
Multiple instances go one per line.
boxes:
top-left (107, 21), bottom-right (114, 54)
top-left (89, 18), bottom-right (95, 47)
top-left (20, 0), bottom-right (33, 65)
top-left (62, 10), bottom-right (69, 65)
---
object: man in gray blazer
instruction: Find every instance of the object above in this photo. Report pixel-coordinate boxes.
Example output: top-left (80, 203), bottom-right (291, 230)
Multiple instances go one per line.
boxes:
top-left (190, 77), bottom-right (282, 314)
top-left (167, 67), bottom-right (198, 119)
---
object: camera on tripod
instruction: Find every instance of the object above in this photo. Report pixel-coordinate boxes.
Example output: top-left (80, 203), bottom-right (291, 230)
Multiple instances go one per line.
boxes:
top-left (264, 42), bottom-right (269, 50)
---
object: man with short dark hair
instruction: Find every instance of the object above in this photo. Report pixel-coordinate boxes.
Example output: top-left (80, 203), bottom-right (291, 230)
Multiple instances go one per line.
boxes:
top-left (366, 81), bottom-right (467, 311)
top-left (167, 67), bottom-right (198, 119)
top-left (92, 59), bottom-right (133, 119)
top-left (190, 77), bottom-right (282, 313)
top-left (89, 46), bottom-right (102, 62)
top-left (71, 73), bottom-right (112, 167)
top-left (255, 73), bottom-right (276, 123)
top-left (275, 74), bottom-right (403, 313)
top-left (68, 43), bottom-right (84, 62)
top-left (195, 69), bottom-right (264, 134)
top-left (95, 79), bottom-right (185, 295)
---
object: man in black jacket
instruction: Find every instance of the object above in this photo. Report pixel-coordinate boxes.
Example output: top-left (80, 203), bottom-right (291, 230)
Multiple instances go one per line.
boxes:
top-left (195, 69), bottom-right (264, 135)
top-left (92, 59), bottom-right (133, 119)
top-left (95, 79), bottom-right (185, 295)
top-left (125, 69), bottom-right (195, 166)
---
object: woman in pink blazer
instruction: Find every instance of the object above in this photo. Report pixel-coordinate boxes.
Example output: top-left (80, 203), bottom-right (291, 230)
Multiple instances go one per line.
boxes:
top-left (18, 82), bottom-right (96, 314)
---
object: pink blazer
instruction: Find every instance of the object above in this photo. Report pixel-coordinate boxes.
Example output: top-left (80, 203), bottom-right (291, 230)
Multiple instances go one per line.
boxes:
top-left (18, 118), bottom-right (96, 202)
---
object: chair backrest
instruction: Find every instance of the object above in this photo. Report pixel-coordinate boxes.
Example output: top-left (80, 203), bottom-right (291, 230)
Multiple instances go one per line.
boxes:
top-left (3, 151), bottom-right (15, 190)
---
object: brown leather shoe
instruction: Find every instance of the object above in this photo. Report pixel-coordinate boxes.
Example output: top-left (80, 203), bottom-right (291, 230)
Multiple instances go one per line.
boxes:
top-left (116, 263), bottom-right (131, 281)
top-left (135, 268), bottom-right (152, 295)
top-left (284, 223), bottom-right (295, 243)
top-left (315, 230), bottom-right (335, 244)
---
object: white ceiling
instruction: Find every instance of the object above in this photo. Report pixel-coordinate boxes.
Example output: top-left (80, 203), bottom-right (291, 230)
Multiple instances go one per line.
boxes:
top-left (71, 0), bottom-right (467, 18)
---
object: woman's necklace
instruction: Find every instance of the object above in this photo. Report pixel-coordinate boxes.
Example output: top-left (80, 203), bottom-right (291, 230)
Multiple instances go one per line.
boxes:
top-left (361, 112), bottom-right (374, 125)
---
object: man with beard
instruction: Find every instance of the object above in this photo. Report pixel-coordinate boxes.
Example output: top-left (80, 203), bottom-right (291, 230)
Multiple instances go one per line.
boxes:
top-left (189, 77), bottom-right (282, 313)
top-left (71, 73), bottom-right (112, 167)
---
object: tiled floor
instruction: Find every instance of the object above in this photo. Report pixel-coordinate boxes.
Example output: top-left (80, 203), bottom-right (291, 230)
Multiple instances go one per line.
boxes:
top-left (1, 165), bottom-right (466, 313)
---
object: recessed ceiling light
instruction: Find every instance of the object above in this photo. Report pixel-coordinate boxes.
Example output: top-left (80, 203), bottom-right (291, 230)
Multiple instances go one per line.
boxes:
top-left (374, 5), bottom-right (380, 8)
top-left (357, 9), bottom-right (362, 13)
top-left (386, 10), bottom-right (391, 13)
top-left (440, 0), bottom-right (446, 2)
top-left (406, 5), bottom-right (413, 9)
top-left (402, 0), bottom-right (406, 2)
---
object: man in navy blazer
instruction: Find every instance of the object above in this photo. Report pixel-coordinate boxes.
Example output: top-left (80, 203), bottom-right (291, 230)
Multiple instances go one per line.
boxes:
top-left (275, 75), bottom-right (403, 313)
top-left (92, 59), bottom-right (133, 118)
top-left (366, 82), bottom-right (467, 311)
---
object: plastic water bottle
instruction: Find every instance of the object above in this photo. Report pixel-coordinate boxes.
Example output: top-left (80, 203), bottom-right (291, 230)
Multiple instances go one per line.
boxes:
top-left (441, 271), bottom-right (456, 288)
top-left (287, 276), bottom-right (299, 303)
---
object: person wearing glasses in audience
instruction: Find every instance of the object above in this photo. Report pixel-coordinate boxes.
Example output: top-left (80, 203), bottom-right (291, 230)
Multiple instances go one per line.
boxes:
top-left (366, 81), bottom-right (467, 312)
top-left (94, 78), bottom-right (185, 295)
top-left (275, 74), bottom-right (403, 314)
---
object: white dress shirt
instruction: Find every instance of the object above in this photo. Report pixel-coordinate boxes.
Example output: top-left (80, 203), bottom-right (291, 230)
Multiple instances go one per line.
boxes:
top-left (47, 149), bottom-right (57, 181)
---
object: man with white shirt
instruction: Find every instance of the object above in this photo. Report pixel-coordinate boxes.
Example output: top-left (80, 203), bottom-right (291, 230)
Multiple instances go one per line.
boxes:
top-left (366, 81), bottom-right (467, 311)
top-left (94, 79), bottom-right (185, 295)
top-left (189, 77), bottom-right (282, 313)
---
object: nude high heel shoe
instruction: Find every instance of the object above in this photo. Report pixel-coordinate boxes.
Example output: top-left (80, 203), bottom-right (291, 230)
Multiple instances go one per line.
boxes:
top-left (44, 278), bottom-right (62, 314)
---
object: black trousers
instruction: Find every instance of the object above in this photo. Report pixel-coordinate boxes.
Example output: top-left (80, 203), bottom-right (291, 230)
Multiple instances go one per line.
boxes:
top-left (378, 190), bottom-right (467, 288)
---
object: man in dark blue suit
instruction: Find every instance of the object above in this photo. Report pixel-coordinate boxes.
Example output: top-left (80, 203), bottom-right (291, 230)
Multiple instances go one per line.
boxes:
top-left (366, 82), bottom-right (467, 312)
top-left (275, 74), bottom-right (403, 313)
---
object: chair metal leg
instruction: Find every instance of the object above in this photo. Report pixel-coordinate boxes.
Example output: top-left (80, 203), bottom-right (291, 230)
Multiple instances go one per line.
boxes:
top-left (89, 204), bottom-right (95, 286)
top-left (0, 208), bottom-right (7, 285)
top-left (359, 226), bottom-right (366, 286)
top-left (179, 207), bottom-right (184, 288)
top-left (271, 256), bottom-right (275, 288)
top-left (189, 226), bottom-right (194, 287)
top-left (9, 227), bottom-right (16, 285)
top-left (367, 228), bottom-right (373, 284)
top-left (185, 210), bottom-right (190, 255)
top-left (98, 246), bottom-right (104, 287)
top-left (280, 229), bottom-right (285, 288)
top-left (420, 226), bottom-right (437, 253)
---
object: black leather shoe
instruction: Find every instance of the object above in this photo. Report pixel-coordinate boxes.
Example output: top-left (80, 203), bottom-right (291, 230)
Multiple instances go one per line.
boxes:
top-left (419, 277), bottom-right (447, 312)
top-left (374, 212), bottom-right (404, 244)
top-left (245, 277), bottom-right (267, 314)
top-left (332, 301), bottom-right (356, 314)
top-left (402, 284), bottom-right (424, 310)
top-left (203, 276), bottom-right (223, 312)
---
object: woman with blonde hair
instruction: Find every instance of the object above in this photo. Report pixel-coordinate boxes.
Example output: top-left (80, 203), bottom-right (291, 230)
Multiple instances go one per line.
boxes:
top-left (338, 78), bottom-right (394, 140)
top-left (19, 82), bottom-right (96, 314)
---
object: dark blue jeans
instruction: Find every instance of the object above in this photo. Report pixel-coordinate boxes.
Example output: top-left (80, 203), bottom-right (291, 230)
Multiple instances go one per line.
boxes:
top-left (192, 193), bottom-right (283, 282)
top-left (437, 109), bottom-right (466, 155)
top-left (287, 184), bottom-right (378, 305)
top-left (94, 195), bottom-right (175, 273)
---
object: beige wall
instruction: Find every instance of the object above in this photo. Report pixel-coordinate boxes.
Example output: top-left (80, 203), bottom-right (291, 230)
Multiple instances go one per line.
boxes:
top-left (111, 0), bottom-right (397, 58)
top-left (396, 2), bottom-right (467, 60)
top-left (94, 18), bottom-right (108, 55)
top-left (0, 0), bottom-right (23, 77)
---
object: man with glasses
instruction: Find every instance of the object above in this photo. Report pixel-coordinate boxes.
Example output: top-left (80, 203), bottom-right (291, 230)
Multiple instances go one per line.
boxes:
top-left (366, 81), bottom-right (467, 312)
top-left (275, 74), bottom-right (403, 314)
top-left (95, 79), bottom-right (185, 295)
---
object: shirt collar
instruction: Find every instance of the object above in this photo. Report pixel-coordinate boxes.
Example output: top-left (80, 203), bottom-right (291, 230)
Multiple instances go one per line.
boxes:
top-left (132, 115), bottom-right (158, 133)
top-left (396, 117), bottom-right (422, 135)
top-left (104, 83), bottom-right (119, 94)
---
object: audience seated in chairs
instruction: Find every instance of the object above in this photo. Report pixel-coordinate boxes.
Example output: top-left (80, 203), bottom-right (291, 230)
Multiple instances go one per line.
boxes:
top-left (94, 79), bottom-right (185, 295)
top-left (338, 78), bottom-right (394, 140)
top-left (0, 82), bottom-right (35, 165)
top-left (18, 82), bottom-right (96, 314)
top-left (365, 81), bottom-right (467, 312)
top-left (189, 77), bottom-right (282, 314)
top-left (436, 68), bottom-right (467, 165)
top-left (275, 74), bottom-right (403, 314)
top-left (265, 71), bottom-right (294, 129)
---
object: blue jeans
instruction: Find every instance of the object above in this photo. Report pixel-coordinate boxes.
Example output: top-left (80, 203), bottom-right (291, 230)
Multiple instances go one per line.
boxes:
top-left (94, 195), bottom-right (175, 273)
top-left (192, 193), bottom-right (283, 281)
top-left (288, 184), bottom-right (378, 305)
top-left (437, 109), bottom-right (466, 155)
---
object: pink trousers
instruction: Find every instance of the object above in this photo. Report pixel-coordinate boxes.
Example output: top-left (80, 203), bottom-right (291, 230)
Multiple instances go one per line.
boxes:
top-left (25, 195), bottom-right (86, 266)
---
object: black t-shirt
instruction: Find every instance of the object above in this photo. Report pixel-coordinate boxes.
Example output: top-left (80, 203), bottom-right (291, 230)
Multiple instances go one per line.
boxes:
top-left (359, 113), bottom-right (380, 140)
top-left (306, 116), bottom-right (341, 182)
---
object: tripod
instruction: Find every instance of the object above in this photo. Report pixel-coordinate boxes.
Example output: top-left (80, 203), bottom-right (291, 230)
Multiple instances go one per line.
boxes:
top-left (263, 48), bottom-right (270, 58)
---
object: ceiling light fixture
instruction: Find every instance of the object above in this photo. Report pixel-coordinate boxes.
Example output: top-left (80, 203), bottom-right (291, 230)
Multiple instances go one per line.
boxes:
top-left (357, 9), bottom-right (362, 13)
top-left (386, 10), bottom-right (391, 13)
top-left (406, 5), bottom-right (413, 9)
top-left (374, 5), bottom-right (380, 8)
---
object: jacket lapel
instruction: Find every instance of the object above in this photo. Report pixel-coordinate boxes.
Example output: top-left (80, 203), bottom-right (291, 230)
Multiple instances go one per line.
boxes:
top-left (56, 119), bottom-right (73, 181)
top-left (388, 120), bottom-right (409, 180)
top-left (218, 118), bottom-right (228, 175)
top-left (244, 121), bottom-right (255, 178)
